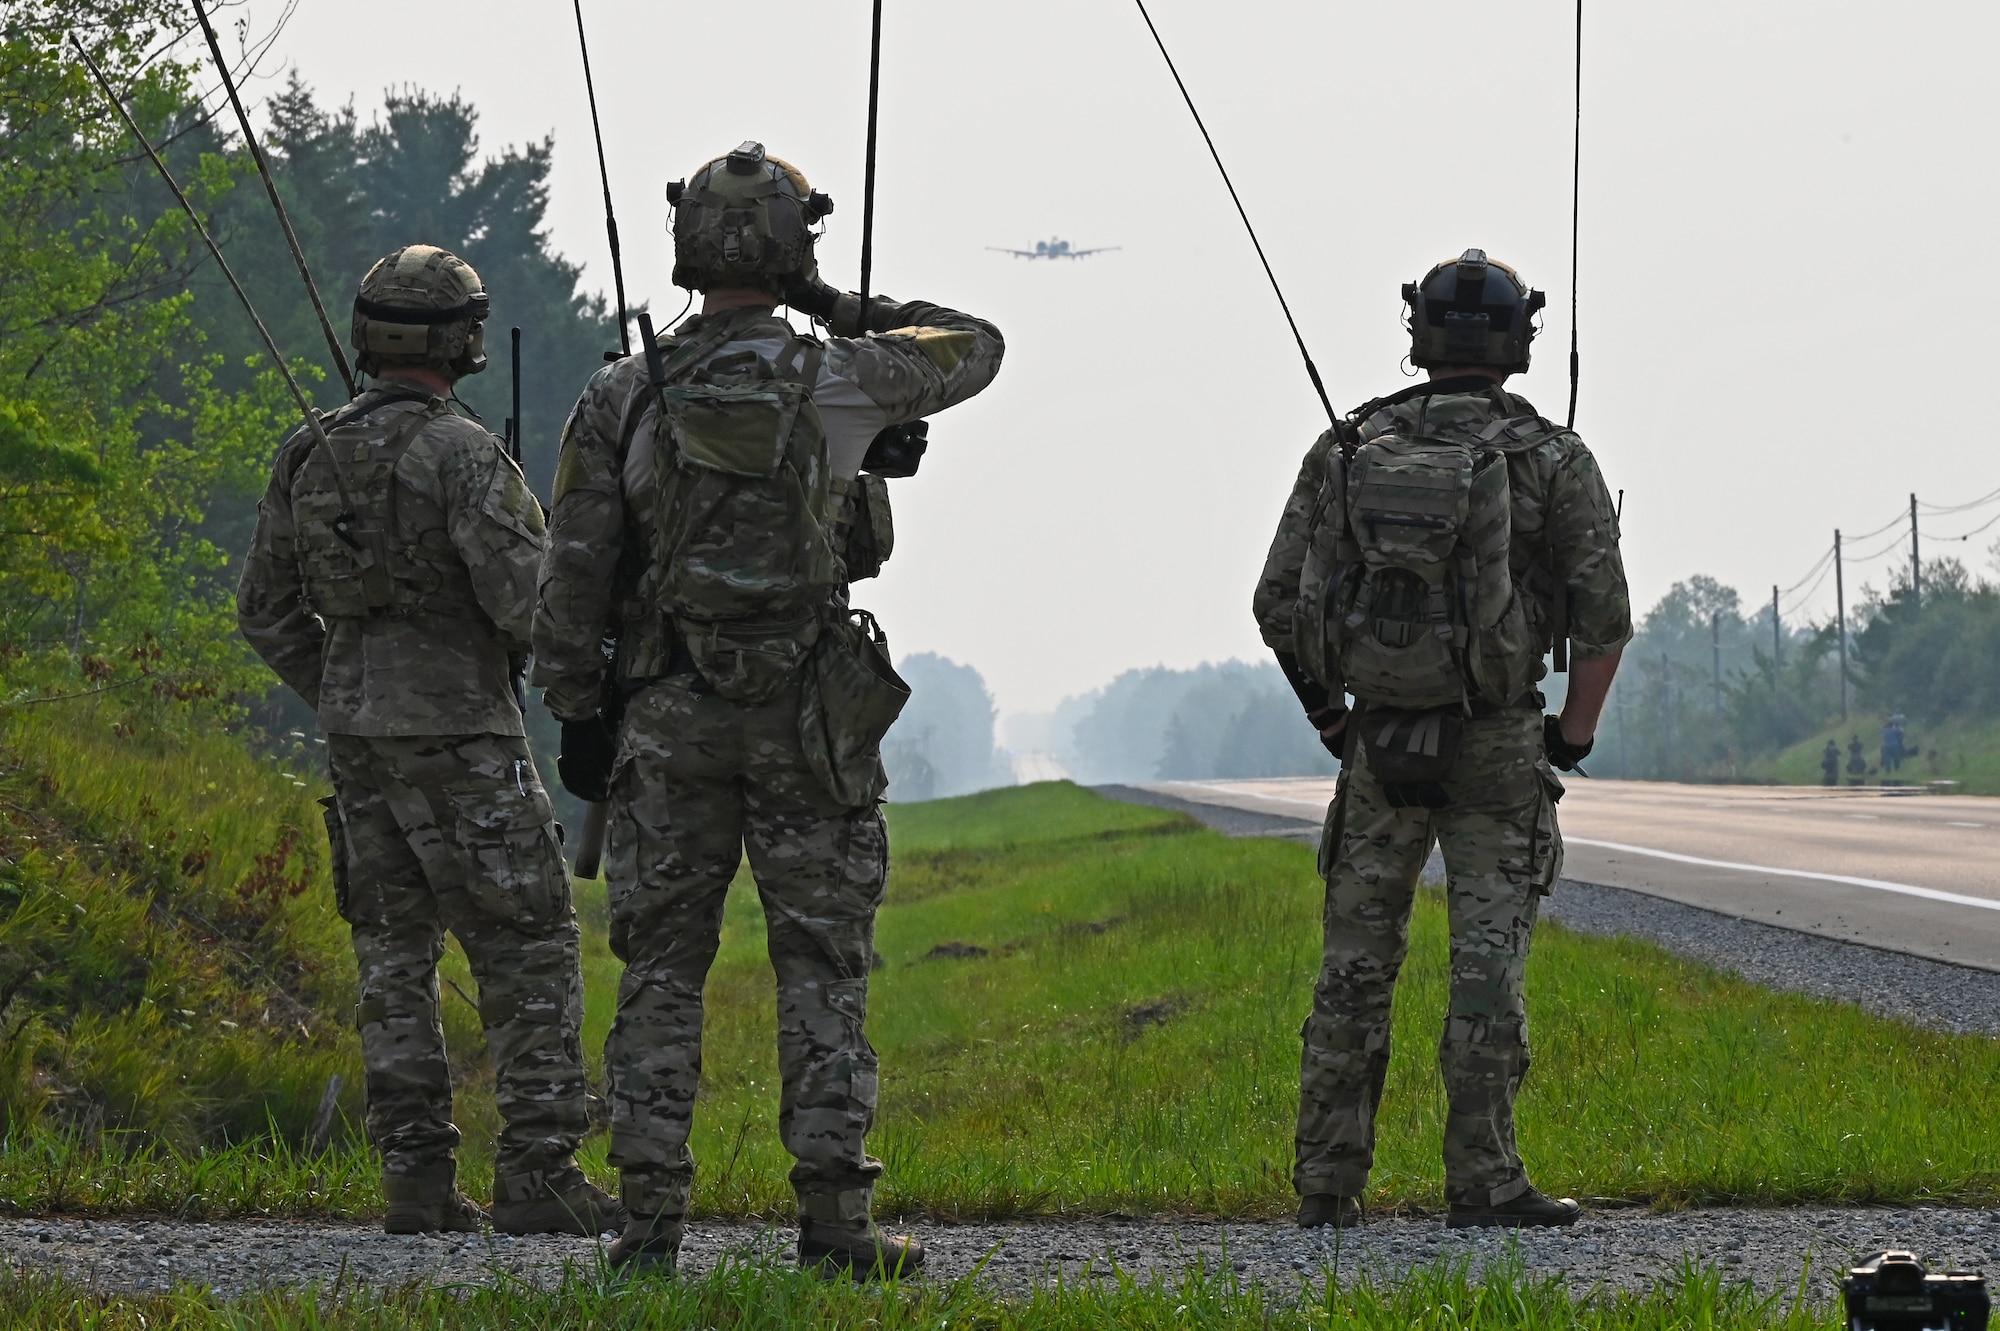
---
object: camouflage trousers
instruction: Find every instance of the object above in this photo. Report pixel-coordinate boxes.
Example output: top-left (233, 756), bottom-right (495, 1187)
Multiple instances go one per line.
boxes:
top-left (602, 674), bottom-right (889, 1222)
top-left (1297, 708), bottom-right (1563, 1207)
top-left (323, 734), bottom-right (589, 1191)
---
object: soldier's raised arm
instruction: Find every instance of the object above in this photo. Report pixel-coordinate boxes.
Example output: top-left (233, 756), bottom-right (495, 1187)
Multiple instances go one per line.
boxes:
top-left (787, 278), bottom-right (1004, 478)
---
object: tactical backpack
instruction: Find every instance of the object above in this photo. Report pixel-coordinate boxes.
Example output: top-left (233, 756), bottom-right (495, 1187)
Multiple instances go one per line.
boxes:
top-left (645, 323), bottom-right (842, 704)
top-left (292, 396), bottom-right (485, 622)
top-left (1293, 389), bottom-right (1556, 720)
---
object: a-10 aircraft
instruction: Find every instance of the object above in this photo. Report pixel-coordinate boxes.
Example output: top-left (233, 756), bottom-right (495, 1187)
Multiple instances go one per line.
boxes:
top-left (986, 237), bottom-right (1120, 260)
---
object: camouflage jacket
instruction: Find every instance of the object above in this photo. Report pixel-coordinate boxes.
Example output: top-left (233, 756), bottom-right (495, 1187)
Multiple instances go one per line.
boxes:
top-left (1254, 382), bottom-right (1631, 672)
top-left (237, 385), bottom-right (547, 737)
top-left (532, 297), bottom-right (1004, 722)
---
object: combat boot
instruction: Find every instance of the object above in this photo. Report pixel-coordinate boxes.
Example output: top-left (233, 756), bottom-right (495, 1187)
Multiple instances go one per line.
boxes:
top-left (1446, 1187), bottom-right (1581, 1229)
top-left (491, 1165), bottom-right (625, 1236)
top-left (1296, 1193), bottom-right (1363, 1229)
top-left (796, 1189), bottom-right (924, 1280)
top-left (382, 1167), bottom-right (485, 1235)
top-left (606, 1213), bottom-right (683, 1277)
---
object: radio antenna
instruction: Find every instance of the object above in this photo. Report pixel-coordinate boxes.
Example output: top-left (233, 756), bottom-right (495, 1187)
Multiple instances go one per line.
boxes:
top-left (859, 0), bottom-right (883, 307)
top-left (74, 38), bottom-right (330, 451)
top-left (573, 0), bottom-right (630, 356)
top-left (1132, 0), bottom-right (1335, 428)
top-left (191, 0), bottom-right (357, 396)
top-left (1566, 0), bottom-right (1583, 429)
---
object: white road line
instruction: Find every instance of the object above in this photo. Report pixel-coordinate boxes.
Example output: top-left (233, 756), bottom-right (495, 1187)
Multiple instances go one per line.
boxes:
top-left (1949, 821), bottom-right (1988, 829)
top-left (1565, 838), bottom-right (2000, 913)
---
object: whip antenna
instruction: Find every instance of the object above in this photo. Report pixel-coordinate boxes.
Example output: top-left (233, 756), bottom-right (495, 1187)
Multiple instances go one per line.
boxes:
top-left (1566, 0), bottom-right (1582, 429)
top-left (573, 0), bottom-right (630, 356)
top-left (858, 0), bottom-right (883, 306)
top-left (74, 38), bottom-right (330, 453)
top-left (191, 0), bottom-right (356, 396)
top-left (1132, 0), bottom-right (1335, 428)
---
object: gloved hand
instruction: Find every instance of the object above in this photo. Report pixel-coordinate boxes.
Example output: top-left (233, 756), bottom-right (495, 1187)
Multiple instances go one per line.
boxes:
top-left (1543, 713), bottom-right (1593, 772)
top-left (557, 715), bottom-right (618, 802)
top-left (783, 264), bottom-right (841, 320)
top-left (1307, 705), bottom-right (1350, 759)
top-left (861, 420), bottom-right (929, 477)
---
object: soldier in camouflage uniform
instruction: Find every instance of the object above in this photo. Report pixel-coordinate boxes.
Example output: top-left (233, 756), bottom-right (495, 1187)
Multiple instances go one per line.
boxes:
top-left (533, 143), bottom-right (1002, 1277)
top-left (238, 246), bottom-right (618, 1237)
top-left (1254, 250), bottom-right (1630, 1230)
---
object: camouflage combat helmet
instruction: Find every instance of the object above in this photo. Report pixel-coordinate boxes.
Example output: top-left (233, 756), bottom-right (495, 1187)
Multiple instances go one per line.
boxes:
top-left (1402, 249), bottom-right (1546, 374)
top-left (350, 245), bottom-right (490, 377)
top-left (666, 141), bottom-right (833, 293)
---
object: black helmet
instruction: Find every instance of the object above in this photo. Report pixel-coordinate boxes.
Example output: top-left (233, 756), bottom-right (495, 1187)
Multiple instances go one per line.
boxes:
top-left (1402, 249), bottom-right (1545, 373)
top-left (665, 141), bottom-right (833, 294)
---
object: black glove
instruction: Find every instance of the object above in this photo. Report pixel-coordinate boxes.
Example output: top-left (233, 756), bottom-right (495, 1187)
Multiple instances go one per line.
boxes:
top-left (557, 715), bottom-right (618, 802)
top-left (1307, 705), bottom-right (1350, 759)
top-left (783, 272), bottom-right (841, 320)
top-left (861, 420), bottom-right (929, 477)
top-left (1544, 713), bottom-right (1593, 772)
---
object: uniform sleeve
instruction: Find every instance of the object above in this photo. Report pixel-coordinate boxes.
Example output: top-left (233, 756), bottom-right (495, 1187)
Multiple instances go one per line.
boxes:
top-left (815, 297), bottom-right (1004, 476)
top-left (437, 422), bottom-right (546, 653)
top-left (531, 363), bottom-right (634, 721)
top-left (235, 433), bottom-right (326, 706)
top-left (1252, 434), bottom-right (1333, 652)
top-left (1545, 437), bottom-right (1632, 658)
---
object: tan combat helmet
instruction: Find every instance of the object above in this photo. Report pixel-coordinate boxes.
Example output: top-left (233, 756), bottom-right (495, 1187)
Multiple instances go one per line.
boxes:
top-left (1402, 249), bottom-right (1546, 374)
top-left (666, 141), bottom-right (833, 294)
top-left (350, 244), bottom-right (490, 377)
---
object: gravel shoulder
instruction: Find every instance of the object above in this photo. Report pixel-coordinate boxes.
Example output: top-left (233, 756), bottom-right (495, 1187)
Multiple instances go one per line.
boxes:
top-left (5, 1207), bottom-right (1998, 1299)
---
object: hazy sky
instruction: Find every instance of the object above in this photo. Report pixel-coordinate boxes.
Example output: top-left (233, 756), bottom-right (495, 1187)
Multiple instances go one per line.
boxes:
top-left (202, 0), bottom-right (2000, 718)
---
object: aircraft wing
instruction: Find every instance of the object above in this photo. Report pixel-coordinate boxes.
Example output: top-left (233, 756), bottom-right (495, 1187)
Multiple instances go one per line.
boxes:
top-left (986, 246), bottom-right (1039, 258)
top-left (1063, 246), bottom-right (1121, 258)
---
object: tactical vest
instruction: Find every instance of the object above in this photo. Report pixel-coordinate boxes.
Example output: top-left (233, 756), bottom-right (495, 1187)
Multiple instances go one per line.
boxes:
top-left (645, 323), bottom-right (840, 703)
top-left (1294, 390), bottom-right (1556, 713)
top-left (291, 396), bottom-right (483, 622)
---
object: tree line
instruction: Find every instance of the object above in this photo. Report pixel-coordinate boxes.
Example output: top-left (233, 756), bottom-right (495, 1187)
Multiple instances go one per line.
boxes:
top-left (3, 2), bottom-right (615, 736)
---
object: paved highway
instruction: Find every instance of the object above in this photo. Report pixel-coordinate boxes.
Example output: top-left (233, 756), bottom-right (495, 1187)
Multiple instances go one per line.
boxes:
top-left (1137, 777), bottom-right (2000, 972)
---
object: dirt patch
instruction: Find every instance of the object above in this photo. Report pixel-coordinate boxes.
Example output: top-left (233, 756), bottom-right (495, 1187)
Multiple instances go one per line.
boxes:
top-left (1121, 994), bottom-right (1191, 1040)
top-left (924, 941), bottom-right (990, 961)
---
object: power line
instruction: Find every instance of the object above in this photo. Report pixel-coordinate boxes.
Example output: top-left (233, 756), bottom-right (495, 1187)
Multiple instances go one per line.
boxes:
top-left (1918, 484), bottom-right (2000, 516)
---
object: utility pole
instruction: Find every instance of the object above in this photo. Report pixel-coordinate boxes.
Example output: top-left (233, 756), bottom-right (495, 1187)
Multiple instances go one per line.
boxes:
top-left (1834, 528), bottom-right (1848, 722)
top-left (1711, 612), bottom-right (1722, 713)
top-left (1771, 584), bottom-right (1782, 676)
top-left (1662, 652), bottom-right (1674, 775)
top-left (1911, 492), bottom-right (1921, 601)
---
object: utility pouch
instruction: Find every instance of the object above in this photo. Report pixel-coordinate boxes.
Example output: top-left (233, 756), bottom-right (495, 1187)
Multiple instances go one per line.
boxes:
top-left (1316, 771), bottom-right (1350, 881)
top-left (679, 614), bottom-right (821, 706)
top-left (1359, 705), bottom-right (1464, 807)
top-left (799, 608), bottom-right (911, 808)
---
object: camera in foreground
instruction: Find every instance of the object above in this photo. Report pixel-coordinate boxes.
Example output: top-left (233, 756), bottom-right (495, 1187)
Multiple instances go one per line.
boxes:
top-left (1842, 1250), bottom-right (1988, 1331)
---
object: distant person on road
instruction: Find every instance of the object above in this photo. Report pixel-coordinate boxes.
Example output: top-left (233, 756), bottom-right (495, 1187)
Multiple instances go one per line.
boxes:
top-left (1847, 734), bottom-right (1869, 786)
top-left (1881, 714), bottom-right (1908, 783)
top-left (1821, 738), bottom-right (1841, 787)
top-left (1254, 250), bottom-right (1629, 1232)
top-left (236, 248), bottom-right (613, 1239)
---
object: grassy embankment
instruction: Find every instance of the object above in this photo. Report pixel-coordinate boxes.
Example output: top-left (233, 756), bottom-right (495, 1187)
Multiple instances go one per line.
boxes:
top-left (1747, 715), bottom-right (2000, 793)
top-left (4, 701), bottom-right (2000, 1221)
top-left (0, 1259), bottom-right (1838, 1331)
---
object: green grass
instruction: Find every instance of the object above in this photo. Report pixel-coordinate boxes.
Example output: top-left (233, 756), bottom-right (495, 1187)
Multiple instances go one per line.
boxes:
top-left (0, 1256), bottom-right (1839, 1330)
top-left (1750, 715), bottom-right (2000, 792)
top-left (6, 720), bottom-right (2000, 1224)
top-left (0, 695), bottom-right (356, 1147)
